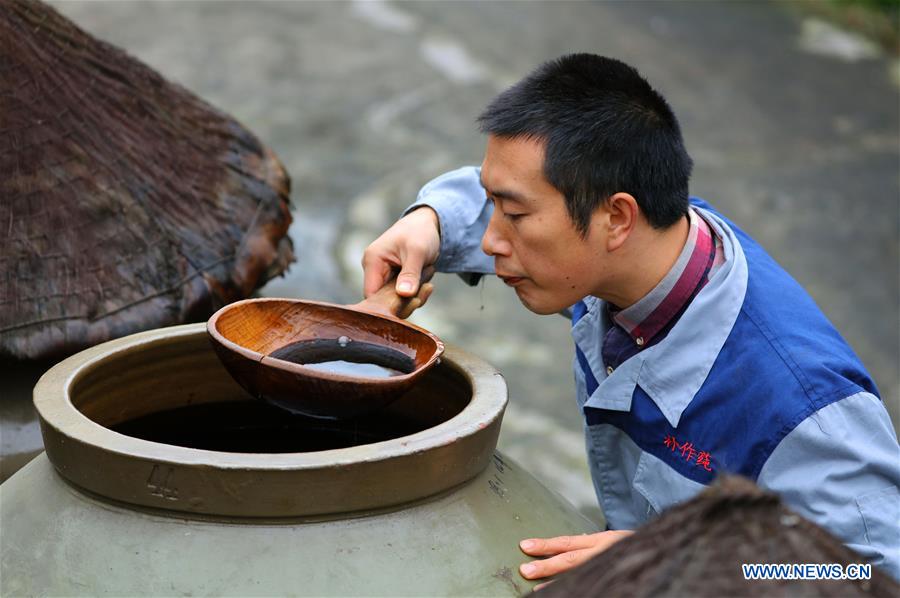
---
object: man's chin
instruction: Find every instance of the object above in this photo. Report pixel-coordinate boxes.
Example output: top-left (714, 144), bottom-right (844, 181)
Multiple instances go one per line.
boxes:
top-left (513, 288), bottom-right (562, 315)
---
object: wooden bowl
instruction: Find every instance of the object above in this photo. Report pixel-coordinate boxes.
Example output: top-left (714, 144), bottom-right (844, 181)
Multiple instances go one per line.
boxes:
top-left (207, 297), bottom-right (444, 419)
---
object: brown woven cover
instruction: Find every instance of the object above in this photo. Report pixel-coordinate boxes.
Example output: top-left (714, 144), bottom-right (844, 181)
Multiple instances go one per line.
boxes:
top-left (0, 0), bottom-right (294, 360)
top-left (537, 476), bottom-right (898, 597)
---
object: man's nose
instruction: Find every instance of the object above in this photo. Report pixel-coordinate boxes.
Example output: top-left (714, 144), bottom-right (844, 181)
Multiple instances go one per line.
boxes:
top-left (481, 209), bottom-right (511, 257)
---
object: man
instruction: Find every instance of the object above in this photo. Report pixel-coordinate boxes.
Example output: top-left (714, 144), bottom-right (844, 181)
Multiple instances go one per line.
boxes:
top-left (362, 54), bottom-right (900, 582)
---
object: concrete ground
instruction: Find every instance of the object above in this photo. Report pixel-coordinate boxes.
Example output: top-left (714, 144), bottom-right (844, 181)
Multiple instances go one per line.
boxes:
top-left (3, 1), bottom-right (898, 520)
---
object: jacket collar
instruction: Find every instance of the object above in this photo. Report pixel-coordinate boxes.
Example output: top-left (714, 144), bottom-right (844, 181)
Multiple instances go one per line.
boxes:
top-left (576, 206), bottom-right (748, 428)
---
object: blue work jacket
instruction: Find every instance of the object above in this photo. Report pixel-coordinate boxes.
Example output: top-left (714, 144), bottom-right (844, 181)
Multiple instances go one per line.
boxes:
top-left (409, 166), bottom-right (900, 578)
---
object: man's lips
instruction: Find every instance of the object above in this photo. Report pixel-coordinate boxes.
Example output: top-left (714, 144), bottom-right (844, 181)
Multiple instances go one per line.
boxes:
top-left (498, 274), bottom-right (526, 286)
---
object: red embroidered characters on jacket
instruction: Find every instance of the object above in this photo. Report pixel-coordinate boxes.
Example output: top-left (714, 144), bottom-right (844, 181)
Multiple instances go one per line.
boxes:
top-left (664, 435), bottom-right (713, 472)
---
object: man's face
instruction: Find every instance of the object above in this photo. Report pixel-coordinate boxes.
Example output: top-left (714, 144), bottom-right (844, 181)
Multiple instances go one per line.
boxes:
top-left (480, 135), bottom-right (608, 315)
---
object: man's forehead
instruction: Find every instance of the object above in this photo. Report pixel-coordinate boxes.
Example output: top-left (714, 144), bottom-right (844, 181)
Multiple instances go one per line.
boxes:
top-left (482, 134), bottom-right (546, 167)
top-left (480, 135), bottom-right (550, 202)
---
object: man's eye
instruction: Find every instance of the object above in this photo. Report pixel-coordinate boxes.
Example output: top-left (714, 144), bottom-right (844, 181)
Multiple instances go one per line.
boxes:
top-left (505, 212), bottom-right (525, 222)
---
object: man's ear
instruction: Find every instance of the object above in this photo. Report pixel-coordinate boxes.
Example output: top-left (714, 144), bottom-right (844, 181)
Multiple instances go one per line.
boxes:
top-left (604, 192), bottom-right (638, 251)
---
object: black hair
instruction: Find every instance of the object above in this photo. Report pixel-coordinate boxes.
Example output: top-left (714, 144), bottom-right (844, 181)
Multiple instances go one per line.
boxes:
top-left (477, 53), bottom-right (692, 233)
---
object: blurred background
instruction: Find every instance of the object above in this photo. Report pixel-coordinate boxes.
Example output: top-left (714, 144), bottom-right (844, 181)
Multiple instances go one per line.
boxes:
top-left (3, 0), bottom-right (898, 520)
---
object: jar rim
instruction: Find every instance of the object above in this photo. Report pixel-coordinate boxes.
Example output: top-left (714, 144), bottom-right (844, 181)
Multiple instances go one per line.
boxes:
top-left (33, 323), bottom-right (507, 518)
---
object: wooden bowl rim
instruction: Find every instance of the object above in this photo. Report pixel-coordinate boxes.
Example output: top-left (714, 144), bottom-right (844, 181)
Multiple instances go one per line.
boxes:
top-left (207, 297), bottom-right (445, 385)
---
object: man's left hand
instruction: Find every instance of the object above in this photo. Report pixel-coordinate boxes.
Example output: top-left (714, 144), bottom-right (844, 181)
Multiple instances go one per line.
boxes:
top-left (518, 530), bottom-right (633, 582)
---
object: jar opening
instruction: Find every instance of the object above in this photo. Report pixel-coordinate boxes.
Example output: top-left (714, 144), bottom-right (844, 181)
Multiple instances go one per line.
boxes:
top-left (111, 400), bottom-right (433, 453)
top-left (68, 333), bottom-right (470, 453)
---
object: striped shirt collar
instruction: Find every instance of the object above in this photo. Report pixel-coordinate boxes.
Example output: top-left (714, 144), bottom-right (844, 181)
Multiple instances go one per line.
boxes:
top-left (610, 207), bottom-right (717, 344)
top-left (576, 201), bottom-right (748, 428)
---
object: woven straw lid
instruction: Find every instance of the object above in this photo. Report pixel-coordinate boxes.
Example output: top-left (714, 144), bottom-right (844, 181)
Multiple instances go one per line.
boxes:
top-left (0, 0), bottom-right (294, 360)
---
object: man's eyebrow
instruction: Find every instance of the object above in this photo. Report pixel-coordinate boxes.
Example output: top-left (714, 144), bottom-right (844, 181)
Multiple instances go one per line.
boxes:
top-left (480, 178), bottom-right (528, 203)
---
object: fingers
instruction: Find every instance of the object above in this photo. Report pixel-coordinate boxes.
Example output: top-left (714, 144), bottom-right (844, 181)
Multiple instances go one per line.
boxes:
top-left (419, 282), bottom-right (434, 304)
top-left (518, 531), bottom-right (633, 581)
top-left (519, 547), bottom-right (598, 580)
top-left (362, 208), bottom-right (441, 298)
top-left (396, 283), bottom-right (433, 320)
top-left (395, 244), bottom-right (428, 297)
top-left (362, 254), bottom-right (393, 299)
top-left (519, 534), bottom-right (600, 557)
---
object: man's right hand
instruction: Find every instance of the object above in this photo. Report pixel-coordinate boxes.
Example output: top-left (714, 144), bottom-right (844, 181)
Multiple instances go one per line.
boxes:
top-left (362, 206), bottom-right (441, 300)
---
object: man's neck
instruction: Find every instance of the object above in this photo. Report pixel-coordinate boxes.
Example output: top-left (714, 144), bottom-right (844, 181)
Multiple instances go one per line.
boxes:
top-left (601, 213), bottom-right (691, 309)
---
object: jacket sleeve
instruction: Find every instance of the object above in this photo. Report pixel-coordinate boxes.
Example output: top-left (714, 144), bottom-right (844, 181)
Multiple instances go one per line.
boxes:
top-left (404, 166), bottom-right (495, 277)
top-left (757, 391), bottom-right (900, 580)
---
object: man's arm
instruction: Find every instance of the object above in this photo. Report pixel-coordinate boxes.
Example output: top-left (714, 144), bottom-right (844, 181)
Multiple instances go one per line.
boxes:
top-left (757, 391), bottom-right (900, 580)
top-left (363, 166), bottom-right (494, 299)
top-left (404, 166), bottom-right (494, 277)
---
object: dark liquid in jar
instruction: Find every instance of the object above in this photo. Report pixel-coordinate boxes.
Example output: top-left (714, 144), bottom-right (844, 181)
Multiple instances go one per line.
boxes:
top-left (112, 401), bottom-right (425, 452)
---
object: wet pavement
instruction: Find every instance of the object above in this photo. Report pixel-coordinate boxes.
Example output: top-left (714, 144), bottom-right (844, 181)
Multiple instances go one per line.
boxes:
top-left (2, 1), bottom-right (898, 520)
